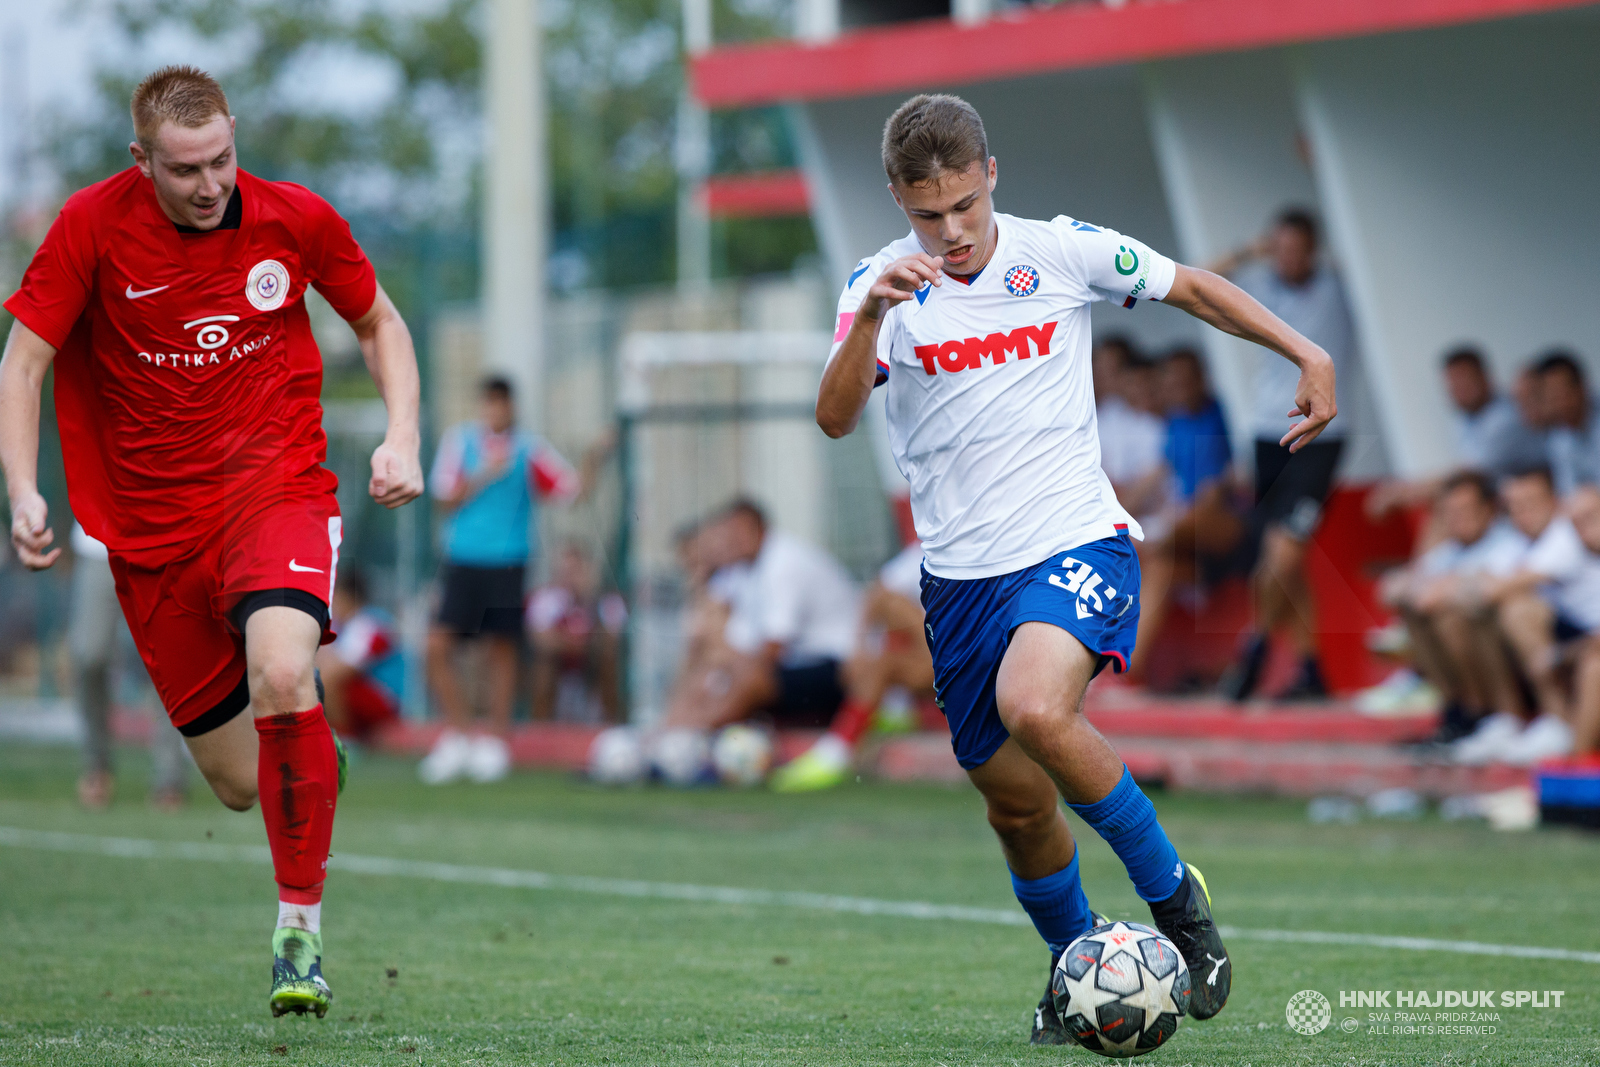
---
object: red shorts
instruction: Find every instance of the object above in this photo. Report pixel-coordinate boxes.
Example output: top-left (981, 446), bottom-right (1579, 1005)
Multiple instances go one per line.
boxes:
top-left (109, 490), bottom-right (342, 734)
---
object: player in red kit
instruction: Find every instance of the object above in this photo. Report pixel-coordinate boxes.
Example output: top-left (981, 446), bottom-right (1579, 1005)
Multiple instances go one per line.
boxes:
top-left (0, 67), bottom-right (423, 1018)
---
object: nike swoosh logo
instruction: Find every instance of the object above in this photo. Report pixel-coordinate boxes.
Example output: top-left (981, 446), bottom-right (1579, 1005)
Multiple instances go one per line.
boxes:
top-left (287, 559), bottom-right (324, 573)
top-left (125, 284), bottom-right (170, 299)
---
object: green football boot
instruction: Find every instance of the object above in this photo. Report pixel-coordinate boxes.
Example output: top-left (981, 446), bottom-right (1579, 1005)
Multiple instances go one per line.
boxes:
top-left (270, 927), bottom-right (332, 1018)
top-left (1032, 910), bottom-right (1110, 1045)
top-left (1150, 863), bottom-right (1231, 1019)
top-left (769, 745), bottom-right (848, 793)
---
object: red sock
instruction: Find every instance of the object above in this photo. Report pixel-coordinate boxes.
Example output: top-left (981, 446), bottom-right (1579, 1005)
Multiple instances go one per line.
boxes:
top-left (256, 707), bottom-right (339, 905)
top-left (829, 699), bottom-right (876, 745)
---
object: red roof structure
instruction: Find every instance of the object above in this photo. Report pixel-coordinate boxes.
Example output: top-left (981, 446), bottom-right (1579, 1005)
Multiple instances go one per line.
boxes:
top-left (691, 0), bottom-right (1593, 107)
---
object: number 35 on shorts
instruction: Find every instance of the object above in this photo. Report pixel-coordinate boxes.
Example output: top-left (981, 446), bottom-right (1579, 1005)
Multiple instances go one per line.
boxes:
top-left (1049, 556), bottom-right (1136, 620)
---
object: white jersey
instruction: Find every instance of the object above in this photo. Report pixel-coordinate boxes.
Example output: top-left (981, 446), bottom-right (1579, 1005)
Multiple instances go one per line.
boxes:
top-left (724, 530), bottom-right (859, 666)
top-left (829, 213), bottom-right (1176, 579)
top-left (1520, 516), bottom-right (1600, 630)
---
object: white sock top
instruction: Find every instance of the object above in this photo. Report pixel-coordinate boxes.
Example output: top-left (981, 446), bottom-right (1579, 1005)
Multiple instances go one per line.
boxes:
top-left (277, 900), bottom-right (322, 934)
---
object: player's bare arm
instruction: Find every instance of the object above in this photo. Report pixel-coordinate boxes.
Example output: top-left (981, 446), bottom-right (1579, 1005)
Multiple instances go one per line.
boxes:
top-left (1161, 264), bottom-right (1337, 451)
top-left (350, 283), bottom-right (424, 509)
top-left (0, 321), bottom-right (62, 570)
top-left (816, 253), bottom-right (944, 437)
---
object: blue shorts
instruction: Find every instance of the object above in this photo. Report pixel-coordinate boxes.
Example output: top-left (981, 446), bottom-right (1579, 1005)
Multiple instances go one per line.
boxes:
top-left (921, 532), bottom-right (1141, 771)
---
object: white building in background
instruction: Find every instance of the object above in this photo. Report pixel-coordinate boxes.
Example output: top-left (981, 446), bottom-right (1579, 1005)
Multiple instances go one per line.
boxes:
top-left (688, 0), bottom-right (1600, 481)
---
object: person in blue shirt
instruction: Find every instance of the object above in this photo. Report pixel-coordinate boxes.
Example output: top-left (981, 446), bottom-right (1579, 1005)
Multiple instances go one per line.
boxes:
top-left (1132, 347), bottom-right (1244, 680)
top-left (419, 376), bottom-right (582, 785)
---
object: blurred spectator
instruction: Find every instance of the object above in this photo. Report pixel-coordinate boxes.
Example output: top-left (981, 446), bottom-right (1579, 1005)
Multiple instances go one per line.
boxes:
top-left (1378, 472), bottom-right (1526, 743)
top-left (1534, 351), bottom-right (1600, 495)
top-left (661, 517), bottom-right (749, 719)
top-left (1211, 208), bottom-right (1355, 700)
top-left (1094, 337), bottom-right (1171, 540)
top-left (1133, 348), bottom-right (1245, 676)
top-left (771, 541), bottom-right (934, 792)
top-left (1565, 487), bottom-right (1600, 760)
top-left (420, 376), bottom-right (587, 785)
top-left (527, 541), bottom-right (626, 724)
top-left (1450, 348), bottom-right (1549, 474)
top-left (661, 500), bottom-right (857, 731)
top-left (1367, 348), bottom-right (1548, 520)
top-left (68, 523), bottom-right (189, 811)
top-left (316, 569), bottom-right (403, 743)
top-left (1456, 473), bottom-right (1600, 764)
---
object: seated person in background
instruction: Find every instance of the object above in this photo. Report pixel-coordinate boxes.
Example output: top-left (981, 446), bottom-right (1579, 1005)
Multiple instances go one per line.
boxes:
top-left (317, 570), bottom-right (404, 742)
top-left (1535, 350), bottom-right (1600, 495)
top-left (660, 499), bottom-right (858, 733)
top-left (1095, 338), bottom-right (1171, 537)
top-left (1564, 487), bottom-right (1600, 762)
top-left (1377, 471), bottom-right (1527, 744)
top-left (771, 541), bottom-right (935, 792)
top-left (1132, 347), bottom-right (1244, 678)
top-left (1459, 472), bottom-right (1600, 764)
top-left (528, 541), bottom-right (626, 724)
top-left (1368, 347), bottom-right (1548, 519)
top-left (661, 516), bottom-right (749, 720)
top-left (1094, 338), bottom-right (1171, 682)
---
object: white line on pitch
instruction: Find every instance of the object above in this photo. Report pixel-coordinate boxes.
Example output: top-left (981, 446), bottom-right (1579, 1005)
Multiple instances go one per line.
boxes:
top-left (4, 826), bottom-right (1598, 966)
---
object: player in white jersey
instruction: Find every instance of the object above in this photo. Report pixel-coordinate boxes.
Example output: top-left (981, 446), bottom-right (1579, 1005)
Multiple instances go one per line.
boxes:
top-left (816, 95), bottom-right (1336, 1044)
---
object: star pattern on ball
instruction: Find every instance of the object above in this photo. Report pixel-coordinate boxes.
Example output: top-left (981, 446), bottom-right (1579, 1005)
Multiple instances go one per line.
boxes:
top-left (1057, 961), bottom-right (1125, 1025)
top-left (1119, 958), bottom-right (1182, 1032)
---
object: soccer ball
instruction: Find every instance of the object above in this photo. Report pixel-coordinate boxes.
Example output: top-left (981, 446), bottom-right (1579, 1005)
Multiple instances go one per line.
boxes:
top-left (1051, 920), bottom-right (1191, 1057)
top-left (650, 729), bottom-right (713, 787)
top-left (587, 726), bottom-right (645, 785)
top-left (711, 724), bottom-right (773, 786)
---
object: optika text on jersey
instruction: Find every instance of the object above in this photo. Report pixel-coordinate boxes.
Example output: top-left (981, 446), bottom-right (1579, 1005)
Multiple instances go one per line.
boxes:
top-left (137, 333), bottom-right (272, 373)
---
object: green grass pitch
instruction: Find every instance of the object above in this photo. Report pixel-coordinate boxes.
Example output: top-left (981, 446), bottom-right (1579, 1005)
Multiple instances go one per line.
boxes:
top-left (1, 741), bottom-right (1597, 1066)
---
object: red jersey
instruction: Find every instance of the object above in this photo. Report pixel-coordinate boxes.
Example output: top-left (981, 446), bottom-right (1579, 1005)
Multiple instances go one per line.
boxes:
top-left (4, 167), bottom-right (376, 559)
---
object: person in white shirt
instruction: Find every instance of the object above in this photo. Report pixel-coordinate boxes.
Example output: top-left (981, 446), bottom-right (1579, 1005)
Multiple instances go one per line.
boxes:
top-left (1094, 340), bottom-right (1196, 677)
top-left (527, 542), bottom-right (627, 725)
top-left (815, 93), bottom-right (1336, 1036)
top-left (770, 540), bottom-right (937, 792)
top-left (1565, 486), bottom-right (1600, 762)
top-left (1094, 340), bottom-right (1173, 540)
top-left (1460, 468), bottom-right (1600, 764)
top-left (661, 500), bottom-right (858, 731)
top-left (1378, 471), bottom-right (1527, 747)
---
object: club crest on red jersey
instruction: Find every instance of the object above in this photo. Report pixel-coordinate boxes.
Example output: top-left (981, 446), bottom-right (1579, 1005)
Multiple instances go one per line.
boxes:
top-left (1003, 264), bottom-right (1039, 297)
top-left (246, 259), bottom-right (290, 311)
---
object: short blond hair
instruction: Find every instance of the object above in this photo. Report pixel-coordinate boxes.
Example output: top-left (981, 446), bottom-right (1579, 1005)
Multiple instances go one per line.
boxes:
top-left (131, 65), bottom-right (230, 150)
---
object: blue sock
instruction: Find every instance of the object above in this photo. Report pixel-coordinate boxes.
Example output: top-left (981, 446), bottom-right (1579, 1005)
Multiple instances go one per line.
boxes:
top-left (1067, 767), bottom-right (1184, 903)
top-left (1010, 852), bottom-right (1094, 955)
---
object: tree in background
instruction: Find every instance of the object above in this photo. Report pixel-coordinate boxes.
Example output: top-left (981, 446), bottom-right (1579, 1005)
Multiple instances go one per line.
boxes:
top-left (37, 0), bottom-right (815, 289)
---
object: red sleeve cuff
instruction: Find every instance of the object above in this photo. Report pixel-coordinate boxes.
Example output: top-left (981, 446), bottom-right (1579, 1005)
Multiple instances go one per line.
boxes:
top-left (2, 294), bottom-right (73, 350)
top-left (318, 264), bottom-right (378, 323)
